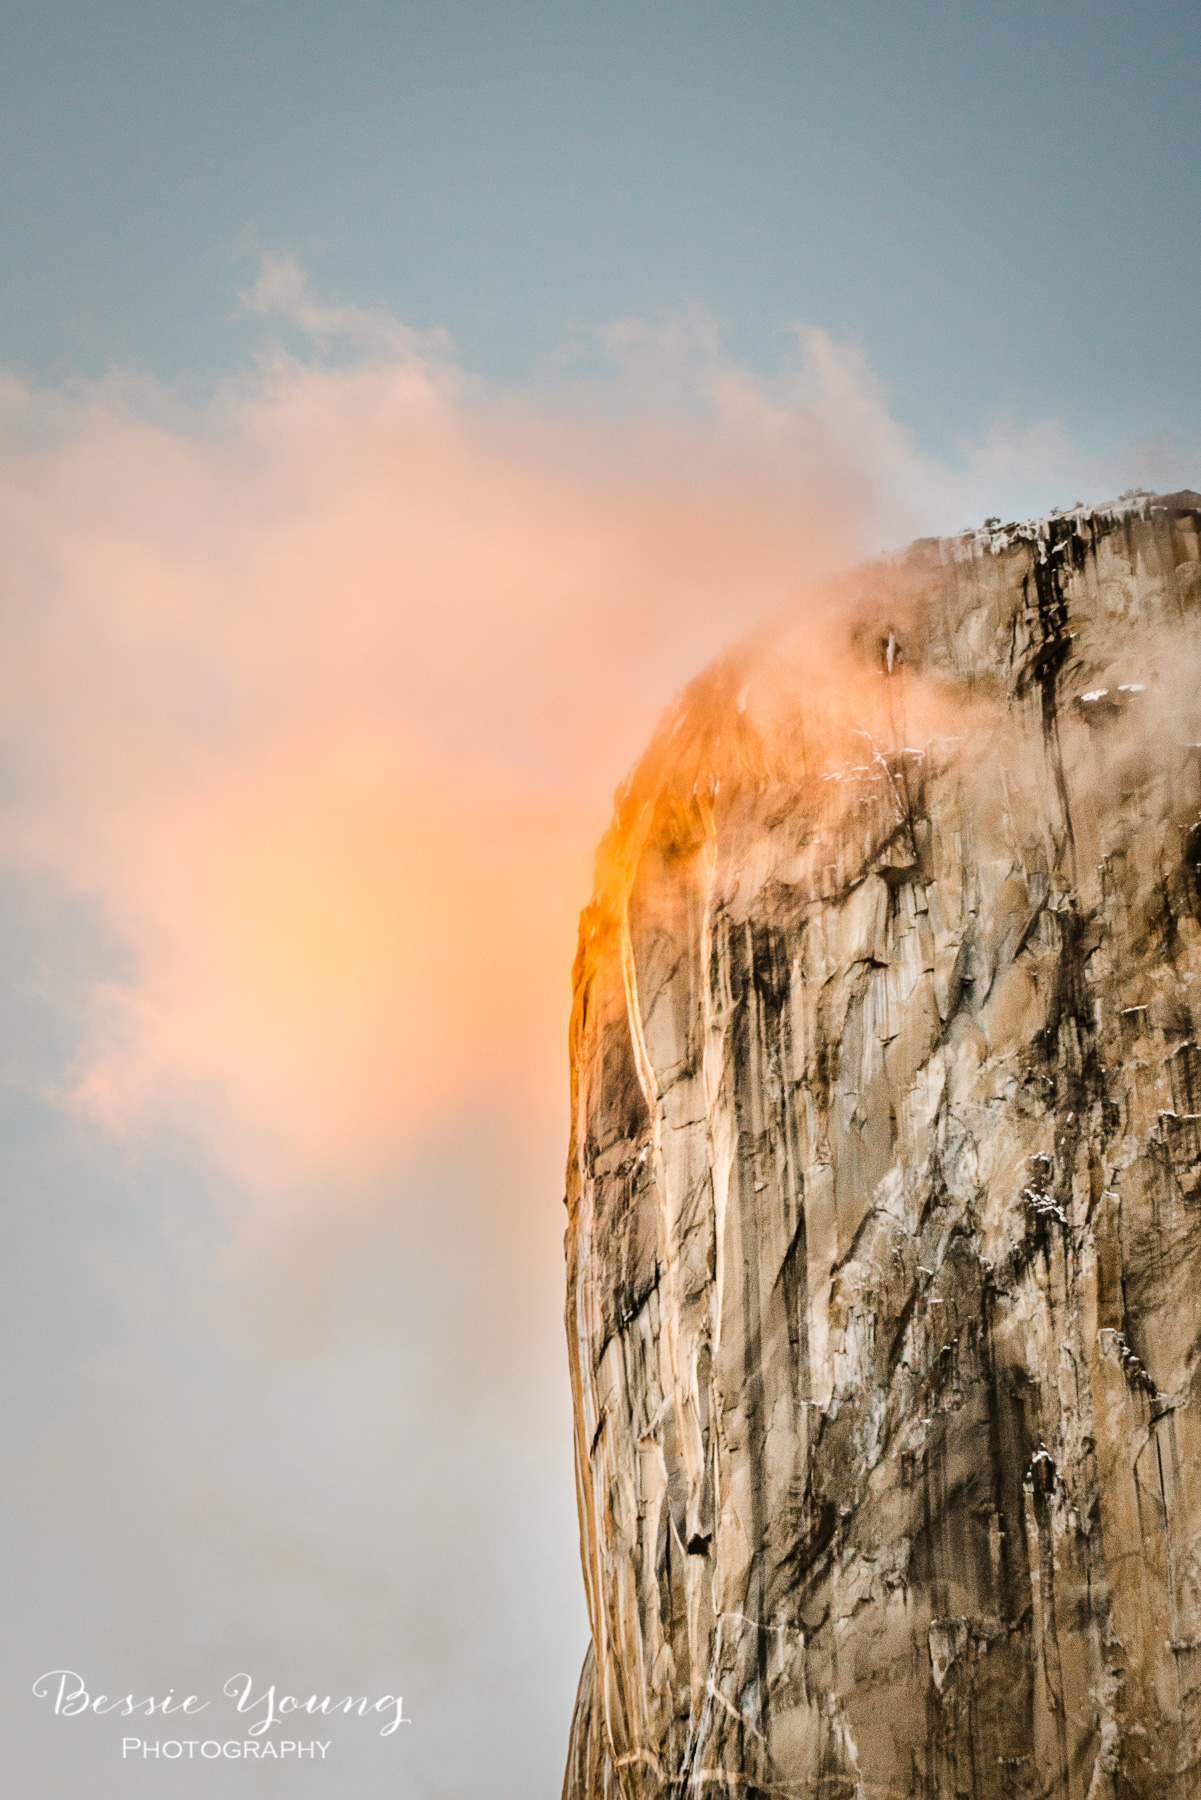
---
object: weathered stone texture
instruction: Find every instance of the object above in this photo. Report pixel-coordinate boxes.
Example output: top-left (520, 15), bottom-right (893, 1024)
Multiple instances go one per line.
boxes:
top-left (563, 492), bottom-right (1201, 1798)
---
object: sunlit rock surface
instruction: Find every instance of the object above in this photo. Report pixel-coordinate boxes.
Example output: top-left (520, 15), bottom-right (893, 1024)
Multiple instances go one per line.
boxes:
top-left (563, 492), bottom-right (1201, 1799)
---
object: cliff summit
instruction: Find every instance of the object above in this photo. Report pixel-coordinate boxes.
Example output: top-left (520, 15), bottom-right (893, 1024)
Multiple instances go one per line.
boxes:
top-left (563, 490), bottom-right (1201, 1798)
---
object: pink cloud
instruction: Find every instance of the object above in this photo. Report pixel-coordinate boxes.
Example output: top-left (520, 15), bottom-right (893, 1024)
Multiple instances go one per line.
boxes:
top-left (0, 284), bottom-right (1088, 1194)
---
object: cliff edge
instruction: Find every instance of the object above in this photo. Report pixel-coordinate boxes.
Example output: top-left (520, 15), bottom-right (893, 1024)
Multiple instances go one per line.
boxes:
top-left (563, 491), bottom-right (1201, 1798)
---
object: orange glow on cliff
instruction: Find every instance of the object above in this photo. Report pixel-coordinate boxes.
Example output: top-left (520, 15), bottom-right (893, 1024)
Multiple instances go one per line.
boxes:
top-left (0, 326), bottom-right (943, 1193)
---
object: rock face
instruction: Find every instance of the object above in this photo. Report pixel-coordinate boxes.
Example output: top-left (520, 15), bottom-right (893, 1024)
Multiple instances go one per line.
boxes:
top-left (563, 492), bottom-right (1201, 1798)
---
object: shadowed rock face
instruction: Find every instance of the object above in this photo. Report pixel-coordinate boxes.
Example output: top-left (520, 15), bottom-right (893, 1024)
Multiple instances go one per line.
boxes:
top-left (562, 492), bottom-right (1201, 1800)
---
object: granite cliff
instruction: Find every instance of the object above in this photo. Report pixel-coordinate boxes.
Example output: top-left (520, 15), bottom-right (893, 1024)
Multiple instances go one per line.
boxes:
top-left (563, 491), bottom-right (1201, 1798)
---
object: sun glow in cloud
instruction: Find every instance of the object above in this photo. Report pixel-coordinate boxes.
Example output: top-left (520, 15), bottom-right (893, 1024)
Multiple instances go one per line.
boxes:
top-left (0, 266), bottom-right (1124, 1194)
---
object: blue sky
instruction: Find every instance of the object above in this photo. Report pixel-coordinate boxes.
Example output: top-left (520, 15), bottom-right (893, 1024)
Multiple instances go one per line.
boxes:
top-left (1, 6), bottom-right (1198, 1798)
top-left (2, 0), bottom-right (1198, 469)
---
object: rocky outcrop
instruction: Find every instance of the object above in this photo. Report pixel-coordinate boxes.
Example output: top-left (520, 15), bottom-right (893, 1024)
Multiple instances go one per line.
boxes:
top-left (563, 492), bottom-right (1201, 1798)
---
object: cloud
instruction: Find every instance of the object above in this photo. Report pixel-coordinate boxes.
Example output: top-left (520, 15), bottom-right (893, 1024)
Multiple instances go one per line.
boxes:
top-left (240, 250), bottom-right (454, 365)
top-left (0, 259), bottom-right (1145, 1196)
